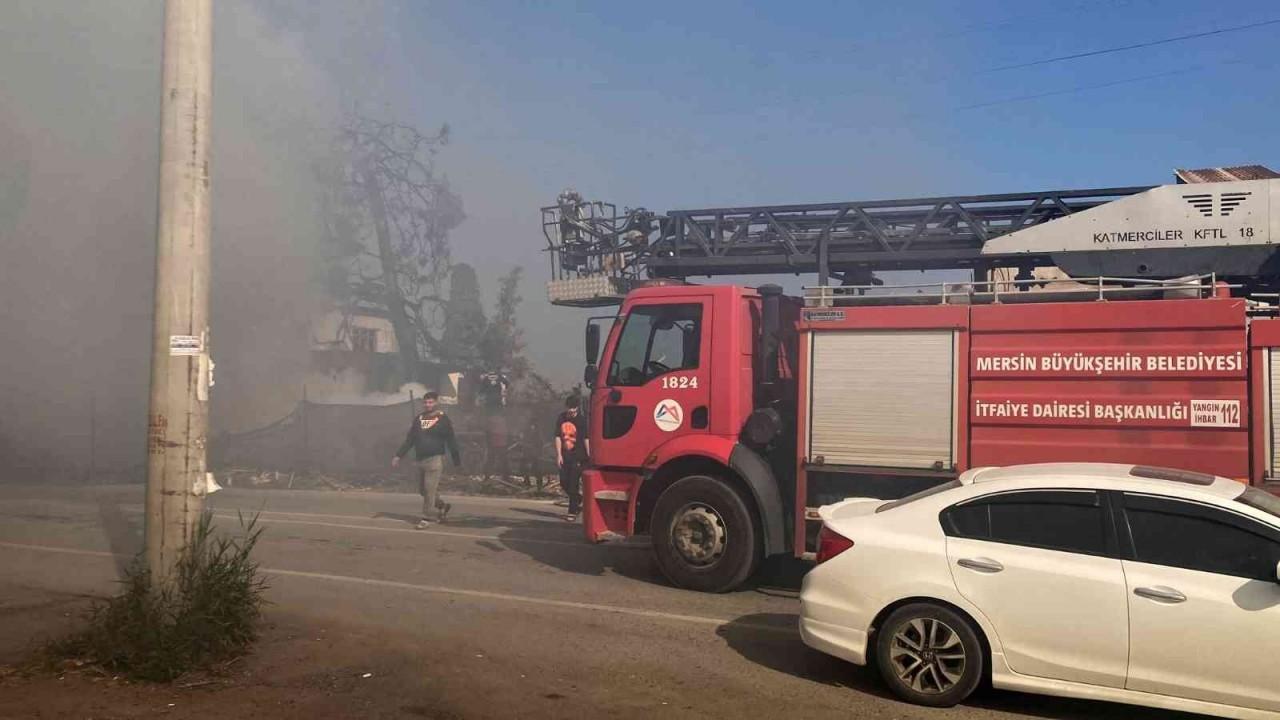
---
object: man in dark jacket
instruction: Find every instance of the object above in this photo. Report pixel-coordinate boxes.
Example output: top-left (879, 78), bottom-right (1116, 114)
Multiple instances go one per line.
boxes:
top-left (392, 392), bottom-right (461, 528)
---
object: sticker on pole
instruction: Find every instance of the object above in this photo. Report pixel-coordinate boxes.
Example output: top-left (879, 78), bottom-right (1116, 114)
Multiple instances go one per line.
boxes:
top-left (1190, 399), bottom-right (1241, 428)
top-left (169, 335), bottom-right (203, 356)
top-left (654, 399), bottom-right (684, 432)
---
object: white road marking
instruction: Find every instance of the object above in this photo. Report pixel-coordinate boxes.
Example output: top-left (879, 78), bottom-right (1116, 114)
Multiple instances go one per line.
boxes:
top-left (215, 490), bottom-right (558, 508)
top-left (215, 506), bottom-right (571, 529)
top-left (0, 541), bottom-right (793, 635)
top-left (267, 568), bottom-right (792, 631)
top-left (440, 493), bottom-right (558, 507)
top-left (205, 513), bottom-right (615, 550)
top-left (0, 494), bottom-right (555, 522)
top-left (0, 484), bottom-right (556, 508)
top-left (220, 508), bottom-right (455, 523)
top-left (0, 502), bottom-right (599, 550)
top-left (0, 542), bottom-right (115, 559)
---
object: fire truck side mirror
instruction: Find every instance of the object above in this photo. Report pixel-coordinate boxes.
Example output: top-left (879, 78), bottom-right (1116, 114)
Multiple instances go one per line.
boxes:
top-left (583, 363), bottom-right (597, 389)
top-left (586, 323), bottom-right (601, 364)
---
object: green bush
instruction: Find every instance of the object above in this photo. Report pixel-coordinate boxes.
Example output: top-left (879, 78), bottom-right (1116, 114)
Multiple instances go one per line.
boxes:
top-left (50, 512), bottom-right (267, 682)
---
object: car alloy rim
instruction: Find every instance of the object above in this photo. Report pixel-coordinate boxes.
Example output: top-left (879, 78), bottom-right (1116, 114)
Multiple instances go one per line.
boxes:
top-left (670, 502), bottom-right (727, 567)
top-left (889, 617), bottom-right (966, 694)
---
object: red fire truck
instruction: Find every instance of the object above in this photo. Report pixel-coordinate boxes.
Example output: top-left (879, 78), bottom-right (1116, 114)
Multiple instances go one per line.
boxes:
top-left (542, 168), bottom-right (1280, 592)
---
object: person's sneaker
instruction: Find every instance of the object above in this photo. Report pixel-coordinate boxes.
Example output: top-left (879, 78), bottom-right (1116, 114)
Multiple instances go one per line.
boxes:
top-left (437, 502), bottom-right (452, 522)
top-left (416, 518), bottom-right (434, 529)
top-left (564, 513), bottom-right (578, 523)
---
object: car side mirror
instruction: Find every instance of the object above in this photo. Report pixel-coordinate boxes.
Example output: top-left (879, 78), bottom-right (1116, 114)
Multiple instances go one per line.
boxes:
top-left (1275, 560), bottom-right (1280, 585)
top-left (585, 323), bottom-right (600, 365)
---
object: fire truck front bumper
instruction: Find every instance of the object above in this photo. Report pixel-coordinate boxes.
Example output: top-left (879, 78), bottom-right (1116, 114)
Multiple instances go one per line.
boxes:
top-left (581, 468), bottom-right (639, 543)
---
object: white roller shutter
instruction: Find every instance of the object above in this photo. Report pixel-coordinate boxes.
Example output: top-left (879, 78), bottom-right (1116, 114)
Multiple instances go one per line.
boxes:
top-left (1270, 349), bottom-right (1280, 475)
top-left (808, 330), bottom-right (955, 469)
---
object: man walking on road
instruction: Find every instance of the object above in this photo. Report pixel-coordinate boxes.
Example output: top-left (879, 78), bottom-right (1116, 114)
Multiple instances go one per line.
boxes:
top-left (554, 396), bottom-right (588, 522)
top-left (392, 392), bottom-right (461, 528)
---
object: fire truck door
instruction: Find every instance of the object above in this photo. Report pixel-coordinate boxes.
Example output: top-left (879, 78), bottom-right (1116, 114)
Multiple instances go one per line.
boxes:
top-left (592, 298), bottom-right (712, 469)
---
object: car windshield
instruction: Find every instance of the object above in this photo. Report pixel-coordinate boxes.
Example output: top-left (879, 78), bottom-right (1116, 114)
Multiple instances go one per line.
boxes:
top-left (1237, 487), bottom-right (1280, 520)
top-left (875, 479), bottom-right (962, 513)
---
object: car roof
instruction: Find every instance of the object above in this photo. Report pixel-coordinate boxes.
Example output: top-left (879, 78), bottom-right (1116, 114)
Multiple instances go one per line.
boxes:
top-left (958, 462), bottom-right (1247, 502)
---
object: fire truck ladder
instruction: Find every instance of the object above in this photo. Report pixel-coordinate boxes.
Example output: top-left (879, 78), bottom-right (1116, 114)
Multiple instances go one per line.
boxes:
top-left (545, 168), bottom-right (1280, 307)
top-left (543, 186), bottom-right (1150, 306)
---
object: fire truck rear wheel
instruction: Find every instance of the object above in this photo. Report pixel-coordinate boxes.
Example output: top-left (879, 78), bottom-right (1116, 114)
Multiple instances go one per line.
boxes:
top-left (651, 475), bottom-right (762, 593)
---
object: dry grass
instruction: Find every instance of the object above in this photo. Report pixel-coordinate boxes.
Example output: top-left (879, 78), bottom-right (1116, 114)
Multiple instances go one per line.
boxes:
top-left (46, 512), bottom-right (267, 682)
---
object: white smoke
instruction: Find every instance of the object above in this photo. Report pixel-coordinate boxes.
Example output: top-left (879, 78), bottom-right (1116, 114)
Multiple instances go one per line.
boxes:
top-left (0, 1), bottom-right (395, 474)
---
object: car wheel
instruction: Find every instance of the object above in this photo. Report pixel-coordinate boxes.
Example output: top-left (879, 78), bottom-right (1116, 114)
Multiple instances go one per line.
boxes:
top-left (875, 603), bottom-right (984, 708)
top-left (650, 475), bottom-right (761, 593)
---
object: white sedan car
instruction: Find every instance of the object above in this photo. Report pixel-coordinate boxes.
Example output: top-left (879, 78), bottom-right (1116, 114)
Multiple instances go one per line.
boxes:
top-left (799, 463), bottom-right (1280, 719)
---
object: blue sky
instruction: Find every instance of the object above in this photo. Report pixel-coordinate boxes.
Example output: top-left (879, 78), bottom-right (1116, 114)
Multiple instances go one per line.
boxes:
top-left (397, 0), bottom-right (1277, 197)
top-left (337, 0), bottom-right (1280, 384)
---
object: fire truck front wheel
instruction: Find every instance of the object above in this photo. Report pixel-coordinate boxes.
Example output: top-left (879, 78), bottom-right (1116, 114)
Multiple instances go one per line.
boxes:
top-left (651, 475), bottom-right (762, 593)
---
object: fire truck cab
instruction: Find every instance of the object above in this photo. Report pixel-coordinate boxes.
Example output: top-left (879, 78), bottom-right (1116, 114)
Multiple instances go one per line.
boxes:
top-left (582, 284), bottom-right (796, 592)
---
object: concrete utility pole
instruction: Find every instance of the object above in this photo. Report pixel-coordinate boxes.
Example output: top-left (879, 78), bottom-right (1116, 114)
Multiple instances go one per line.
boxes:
top-left (145, 0), bottom-right (213, 585)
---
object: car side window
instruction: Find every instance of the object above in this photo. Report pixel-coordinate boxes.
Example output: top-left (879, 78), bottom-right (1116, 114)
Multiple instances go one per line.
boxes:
top-left (1123, 494), bottom-right (1280, 581)
top-left (942, 490), bottom-right (1108, 556)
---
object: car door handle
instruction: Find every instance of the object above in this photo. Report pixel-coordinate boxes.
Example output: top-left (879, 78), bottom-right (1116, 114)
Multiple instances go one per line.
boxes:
top-left (1134, 586), bottom-right (1187, 604)
top-left (957, 557), bottom-right (1004, 573)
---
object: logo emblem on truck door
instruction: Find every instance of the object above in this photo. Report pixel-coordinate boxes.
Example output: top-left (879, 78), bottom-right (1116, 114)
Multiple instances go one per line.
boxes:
top-left (654, 399), bottom-right (684, 432)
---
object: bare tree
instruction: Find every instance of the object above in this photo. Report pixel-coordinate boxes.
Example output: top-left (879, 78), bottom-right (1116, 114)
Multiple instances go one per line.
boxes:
top-left (319, 115), bottom-right (465, 382)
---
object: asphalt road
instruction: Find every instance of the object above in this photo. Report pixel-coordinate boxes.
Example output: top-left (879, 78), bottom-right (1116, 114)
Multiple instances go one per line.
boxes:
top-left (0, 483), bottom-right (1203, 719)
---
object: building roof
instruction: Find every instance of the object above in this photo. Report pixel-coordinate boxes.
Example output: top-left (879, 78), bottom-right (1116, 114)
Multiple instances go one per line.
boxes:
top-left (1175, 165), bottom-right (1279, 184)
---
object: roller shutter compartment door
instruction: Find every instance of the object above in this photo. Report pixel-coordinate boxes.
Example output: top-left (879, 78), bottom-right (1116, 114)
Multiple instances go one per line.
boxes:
top-left (1271, 349), bottom-right (1280, 475)
top-left (808, 330), bottom-right (955, 469)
